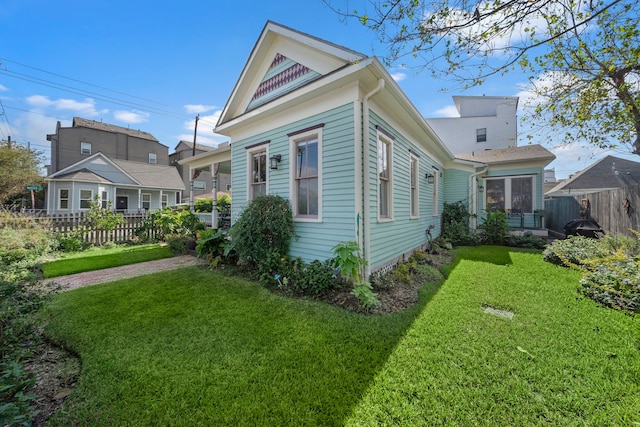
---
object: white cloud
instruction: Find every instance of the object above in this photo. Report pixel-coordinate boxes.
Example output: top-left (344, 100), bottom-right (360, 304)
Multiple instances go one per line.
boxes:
top-left (25, 95), bottom-right (107, 117)
top-left (0, 84), bottom-right (8, 92)
top-left (433, 105), bottom-right (459, 118)
top-left (113, 110), bottom-right (150, 124)
top-left (180, 109), bottom-right (228, 146)
top-left (391, 72), bottom-right (407, 82)
top-left (184, 104), bottom-right (217, 114)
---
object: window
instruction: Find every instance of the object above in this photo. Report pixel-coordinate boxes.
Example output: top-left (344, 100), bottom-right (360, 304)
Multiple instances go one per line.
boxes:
top-left (476, 128), bottom-right (487, 143)
top-left (432, 168), bottom-right (439, 216)
top-left (101, 191), bottom-right (108, 209)
top-left (80, 190), bottom-right (92, 209)
top-left (410, 154), bottom-right (419, 218)
top-left (486, 176), bottom-right (534, 213)
top-left (149, 153), bottom-right (157, 164)
top-left (161, 194), bottom-right (168, 208)
top-left (192, 181), bottom-right (206, 190)
top-left (294, 135), bottom-right (319, 217)
top-left (226, 184), bottom-right (232, 192)
top-left (250, 150), bottom-right (267, 200)
top-left (59, 189), bottom-right (69, 210)
top-left (378, 134), bottom-right (392, 219)
top-left (81, 142), bottom-right (91, 155)
top-left (142, 193), bottom-right (151, 210)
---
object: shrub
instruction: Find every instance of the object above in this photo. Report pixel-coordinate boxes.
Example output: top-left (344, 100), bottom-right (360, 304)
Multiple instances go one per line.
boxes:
top-left (331, 241), bottom-right (378, 310)
top-left (478, 207), bottom-right (508, 245)
top-left (580, 253), bottom-right (640, 312)
top-left (295, 259), bottom-right (337, 295)
top-left (166, 234), bottom-right (189, 255)
top-left (194, 198), bottom-right (213, 213)
top-left (228, 195), bottom-right (295, 269)
top-left (441, 201), bottom-right (478, 246)
top-left (505, 234), bottom-right (546, 249)
top-left (543, 235), bottom-right (608, 267)
top-left (137, 208), bottom-right (205, 241)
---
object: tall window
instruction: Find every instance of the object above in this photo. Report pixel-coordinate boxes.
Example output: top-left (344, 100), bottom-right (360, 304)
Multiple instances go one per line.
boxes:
top-left (148, 153), bottom-right (157, 164)
top-left (142, 193), bottom-right (151, 210)
top-left (101, 191), bottom-right (108, 209)
top-left (81, 142), bottom-right (91, 155)
top-left (486, 176), bottom-right (534, 213)
top-left (250, 150), bottom-right (267, 200)
top-left (476, 128), bottom-right (487, 143)
top-left (410, 154), bottom-right (419, 218)
top-left (161, 194), bottom-right (168, 208)
top-left (295, 135), bottom-right (319, 217)
top-left (378, 134), bottom-right (392, 219)
top-left (432, 168), bottom-right (439, 216)
top-left (80, 190), bottom-right (92, 209)
top-left (59, 189), bottom-right (69, 210)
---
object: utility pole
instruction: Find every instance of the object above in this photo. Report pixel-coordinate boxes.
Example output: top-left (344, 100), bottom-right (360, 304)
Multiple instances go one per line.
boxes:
top-left (192, 114), bottom-right (199, 157)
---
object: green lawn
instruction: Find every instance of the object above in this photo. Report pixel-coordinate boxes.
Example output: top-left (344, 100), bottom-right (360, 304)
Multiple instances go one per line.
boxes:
top-left (43, 247), bottom-right (640, 426)
top-left (40, 244), bottom-right (174, 278)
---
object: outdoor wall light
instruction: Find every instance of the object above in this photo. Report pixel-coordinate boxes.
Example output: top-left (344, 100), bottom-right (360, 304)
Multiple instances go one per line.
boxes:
top-left (270, 154), bottom-right (281, 170)
top-left (425, 173), bottom-right (435, 184)
top-left (478, 184), bottom-right (484, 193)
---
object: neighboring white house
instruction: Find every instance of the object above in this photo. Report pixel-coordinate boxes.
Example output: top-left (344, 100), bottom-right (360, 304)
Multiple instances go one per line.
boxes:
top-left (426, 96), bottom-right (518, 155)
top-left (45, 152), bottom-right (185, 214)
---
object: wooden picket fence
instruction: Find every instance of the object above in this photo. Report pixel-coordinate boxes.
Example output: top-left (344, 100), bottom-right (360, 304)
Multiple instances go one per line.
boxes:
top-left (45, 212), bottom-right (159, 245)
top-left (544, 183), bottom-right (640, 238)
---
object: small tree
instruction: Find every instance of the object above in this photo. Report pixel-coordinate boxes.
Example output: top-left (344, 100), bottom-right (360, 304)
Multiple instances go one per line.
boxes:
top-left (86, 195), bottom-right (125, 246)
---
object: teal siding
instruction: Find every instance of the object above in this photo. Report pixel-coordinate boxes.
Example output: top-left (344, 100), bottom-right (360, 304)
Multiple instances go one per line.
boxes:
top-left (231, 103), bottom-right (358, 262)
top-left (367, 112), bottom-right (443, 271)
top-left (444, 168), bottom-right (471, 204)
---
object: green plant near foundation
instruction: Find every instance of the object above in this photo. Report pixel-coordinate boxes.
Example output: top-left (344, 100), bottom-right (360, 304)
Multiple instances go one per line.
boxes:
top-left (331, 241), bottom-right (378, 310)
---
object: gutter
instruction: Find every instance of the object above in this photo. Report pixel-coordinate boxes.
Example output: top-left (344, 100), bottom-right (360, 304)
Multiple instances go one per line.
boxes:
top-left (362, 78), bottom-right (385, 279)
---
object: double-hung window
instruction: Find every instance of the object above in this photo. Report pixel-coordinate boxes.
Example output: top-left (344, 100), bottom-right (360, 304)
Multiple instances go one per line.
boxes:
top-left (59, 189), bottom-right (69, 210)
top-left (101, 191), bottom-right (108, 209)
top-left (485, 175), bottom-right (534, 213)
top-left (378, 133), bottom-right (393, 219)
top-left (289, 126), bottom-right (322, 220)
top-left (81, 142), bottom-right (92, 155)
top-left (142, 193), bottom-right (151, 210)
top-left (476, 128), bottom-right (487, 143)
top-left (161, 194), bottom-right (168, 208)
top-left (149, 153), bottom-right (157, 164)
top-left (410, 153), bottom-right (419, 218)
top-left (80, 190), bottom-right (92, 209)
top-left (249, 149), bottom-right (267, 200)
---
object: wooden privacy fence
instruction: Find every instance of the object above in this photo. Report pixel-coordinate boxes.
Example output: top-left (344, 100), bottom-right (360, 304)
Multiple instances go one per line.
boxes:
top-left (544, 183), bottom-right (640, 237)
top-left (45, 213), bottom-right (159, 245)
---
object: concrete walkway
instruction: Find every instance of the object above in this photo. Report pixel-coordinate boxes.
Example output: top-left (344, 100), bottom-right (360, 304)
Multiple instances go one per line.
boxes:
top-left (43, 255), bottom-right (207, 292)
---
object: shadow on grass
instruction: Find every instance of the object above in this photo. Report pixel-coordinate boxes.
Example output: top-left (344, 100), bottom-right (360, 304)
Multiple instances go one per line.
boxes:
top-left (442, 246), bottom-right (514, 276)
top-left (44, 266), bottom-right (448, 426)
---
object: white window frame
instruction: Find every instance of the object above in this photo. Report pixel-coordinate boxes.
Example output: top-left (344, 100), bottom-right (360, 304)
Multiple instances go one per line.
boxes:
top-left (79, 189), bottom-right (93, 210)
top-left (247, 145), bottom-right (268, 201)
top-left (142, 193), bottom-right (151, 210)
top-left (432, 167), bottom-right (439, 217)
top-left (101, 191), bottom-right (108, 209)
top-left (161, 194), bottom-right (168, 208)
top-left (80, 141), bottom-right (91, 155)
top-left (377, 132), bottom-right (393, 221)
top-left (410, 153), bottom-right (419, 218)
top-left (148, 153), bottom-right (157, 164)
top-left (290, 127), bottom-right (322, 222)
top-left (485, 175), bottom-right (535, 213)
top-left (58, 188), bottom-right (69, 210)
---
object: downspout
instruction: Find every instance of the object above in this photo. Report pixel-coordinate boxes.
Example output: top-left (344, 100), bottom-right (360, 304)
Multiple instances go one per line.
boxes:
top-left (469, 166), bottom-right (488, 230)
top-left (362, 78), bottom-right (385, 279)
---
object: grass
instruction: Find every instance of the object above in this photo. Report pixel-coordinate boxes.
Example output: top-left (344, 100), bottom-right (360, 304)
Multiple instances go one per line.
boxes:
top-left (43, 246), bottom-right (640, 426)
top-left (40, 244), bottom-right (174, 278)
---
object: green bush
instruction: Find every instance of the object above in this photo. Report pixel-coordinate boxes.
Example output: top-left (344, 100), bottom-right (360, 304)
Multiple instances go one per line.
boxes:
top-left (478, 207), bottom-right (508, 245)
top-left (441, 201), bottom-right (478, 246)
top-left (194, 198), bottom-right (213, 213)
top-left (580, 254), bottom-right (640, 312)
top-left (505, 234), bottom-right (546, 249)
top-left (228, 195), bottom-right (295, 269)
top-left (196, 229), bottom-right (232, 261)
top-left (295, 259), bottom-right (337, 295)
top-left (137, 208), bottom-right (205, 241)
top-left (166, 234), bottom-right (189, 255)
top-left (543, 236), bottom-right (608, 266)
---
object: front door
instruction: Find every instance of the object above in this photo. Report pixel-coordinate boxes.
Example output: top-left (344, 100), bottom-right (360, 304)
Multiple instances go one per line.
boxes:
top-left (116, 196), bottom-right (128, 211)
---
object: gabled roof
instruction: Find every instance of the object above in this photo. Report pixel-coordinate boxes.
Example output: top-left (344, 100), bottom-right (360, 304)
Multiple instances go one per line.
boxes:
top-left (172, 140), bottom-right (215, 153)
top-left (455, 144), bottom-right (555, 165)
top-left (72, 117), bottom-right (162, 144)
top-left (217, 21), bottom-right (367, 126)
top-left (46, 152), bottom-right (184, 190)
top-left (546, 155), bottom-right (640, 196)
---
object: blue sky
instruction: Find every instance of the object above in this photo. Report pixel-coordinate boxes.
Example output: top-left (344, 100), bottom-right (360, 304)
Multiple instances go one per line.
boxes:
top-left (1, 0), bottom-right (637, 179)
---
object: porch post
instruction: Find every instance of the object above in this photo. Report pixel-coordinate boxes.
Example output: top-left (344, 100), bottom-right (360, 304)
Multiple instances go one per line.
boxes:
top-left (211, 162), bottom-right (219, 229)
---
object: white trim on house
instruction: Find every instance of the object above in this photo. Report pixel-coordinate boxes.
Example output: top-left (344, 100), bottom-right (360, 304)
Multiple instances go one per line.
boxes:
top-left (246, 142), bottom-right (269, 201)
top-left (377, 130), bottom-right (393, 222)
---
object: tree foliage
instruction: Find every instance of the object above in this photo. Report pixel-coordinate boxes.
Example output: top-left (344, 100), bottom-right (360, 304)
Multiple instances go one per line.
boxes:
top-left (0, 141), bottom-right (44, 204)
top-left (326, 0), bottom-right (640, 154)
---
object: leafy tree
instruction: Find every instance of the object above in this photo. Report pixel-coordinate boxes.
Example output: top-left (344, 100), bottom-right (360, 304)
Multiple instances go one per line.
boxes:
top-left (0, 141), bottom-right (44, 204)
top-left (325, 0), bottom-right (640, 155)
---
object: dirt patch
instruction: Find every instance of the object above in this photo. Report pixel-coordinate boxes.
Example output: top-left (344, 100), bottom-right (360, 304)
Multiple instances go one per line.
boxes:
top-left (26, 343), bottom-right (81, 426)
